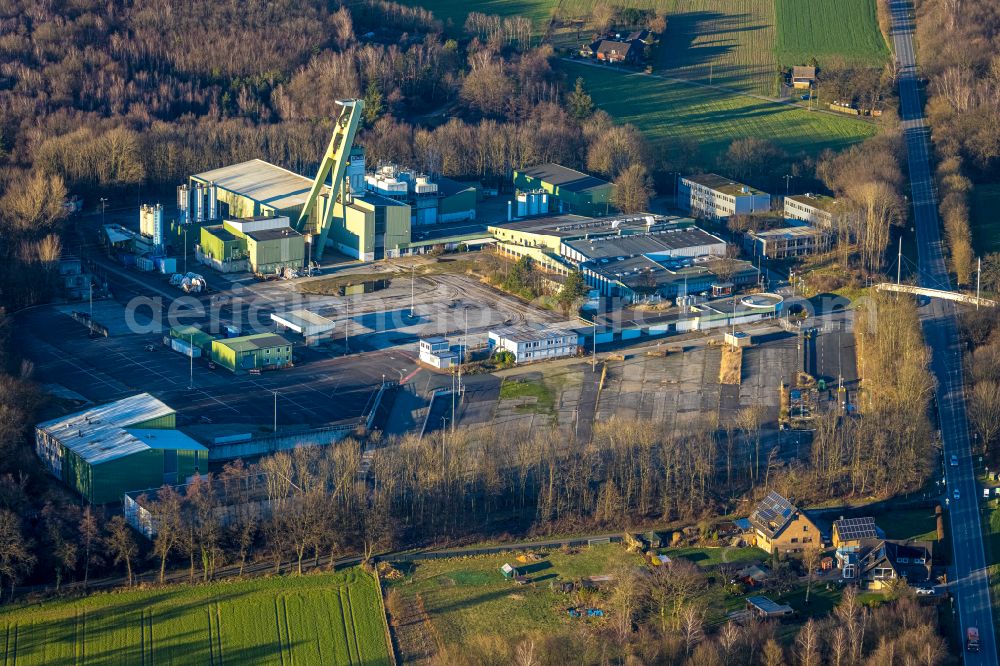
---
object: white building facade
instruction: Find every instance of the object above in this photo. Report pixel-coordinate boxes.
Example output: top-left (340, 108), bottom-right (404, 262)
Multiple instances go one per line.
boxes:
top-left (488, 326), bottom-right (580, 363)
top-left (678, 174), bottom-right (771, 220)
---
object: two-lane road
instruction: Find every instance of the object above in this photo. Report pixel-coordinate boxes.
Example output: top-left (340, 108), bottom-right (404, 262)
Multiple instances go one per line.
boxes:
top-left (890, 0), bottom-right (998, 661)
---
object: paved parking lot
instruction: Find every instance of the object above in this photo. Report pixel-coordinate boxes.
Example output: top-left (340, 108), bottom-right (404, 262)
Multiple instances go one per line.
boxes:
top-left (17, 304), bottom-right (416, 434)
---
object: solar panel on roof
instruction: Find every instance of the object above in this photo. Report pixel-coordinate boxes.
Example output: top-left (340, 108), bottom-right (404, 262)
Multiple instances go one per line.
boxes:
top-left (834, 517), bottom-right (879, 541)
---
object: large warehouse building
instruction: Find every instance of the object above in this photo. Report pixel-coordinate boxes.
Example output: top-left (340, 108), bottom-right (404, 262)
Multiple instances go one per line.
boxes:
top-left (35, 394), bottom-right (206, 504)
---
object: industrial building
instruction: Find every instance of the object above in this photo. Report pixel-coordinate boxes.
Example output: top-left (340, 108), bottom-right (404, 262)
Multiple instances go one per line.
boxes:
top-left (784, 193), bottom-right (839, 229)
top-left (169, 325), bottom-right (218, 355)
top-left (488, 325), bottom-right (580, 363)
top-left (271, 310), bottom-right (335, 345)
top-left (581, 254), bottom-right (759, 302)
top-left (419, 336), bottom-right (458, 369)
top-left (198, 215), bottom-right (305, 276)
top-left (562, 226), bottom-right (727, 263)
top-left (365, 164), bottom-right (477, 225)
top-left (211, 333), bottom-right (293, 373)
top-left (678, 174), bottom-right (771, 220)
top-left (329, 191), bottom-right (411, 261)
top-left (745, 224), bottom-right (830, 259)
top-left (488, 213), bottom-right (709, 274)
top-left (182, 100), bottom-right (365, 261)
top-left (34, 393), bottom-right (207, 504)
top-left (513, 164), bottom-right (614, 217)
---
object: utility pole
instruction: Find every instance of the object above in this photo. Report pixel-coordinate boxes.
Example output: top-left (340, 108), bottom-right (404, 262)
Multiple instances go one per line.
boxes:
top-left (897, 236), bottom-right (902, 285)
top-left (344, 298), bottom-right (350, 354)
top-left (183, 226), bottom-right (188, 274)
top-left (188, 335), bottom-right (194, 389)
top-left (784, 174), bottom-right (792, 195)
top-left (272, 390), bottom-right (278, 432)
top-left (460, 309), bottom-right (468, 395)
top-left (976, 257), bottom-right (982, 310)
top-left (410, 265), bottom-right (415, 318)
top-left (100, 197), bottom-right (107, 227)
top-left (451, 367), bottom-right (456, 433)
top-left (592, 318), bottom-right (597, 372)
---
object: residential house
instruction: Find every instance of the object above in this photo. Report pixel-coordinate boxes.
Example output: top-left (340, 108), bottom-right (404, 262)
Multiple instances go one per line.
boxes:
top-left (832, 516), bottom-right (880, 549)
top-left (853, 540), bottom-right (933, 590)
top-left (748, 490), bottom-right (820, 554)
top-left (792, 66), bottom-right (817, 89)
top-left (596, 40), bottom-right (638, 64)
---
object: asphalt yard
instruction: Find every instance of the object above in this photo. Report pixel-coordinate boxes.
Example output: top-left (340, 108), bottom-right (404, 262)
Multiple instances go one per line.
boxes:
top-left (17, 302), bottom-right (416, 433)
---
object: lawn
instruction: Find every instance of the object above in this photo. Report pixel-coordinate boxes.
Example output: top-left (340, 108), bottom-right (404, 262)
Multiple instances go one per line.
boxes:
top-left (560, 60), bottom-right (877, 168)
top-left (872, 506), bottom-right (939, 542)
top-left (660, 545), bottom-right (768, 568)
top-left (774, 0), bottom-right (889, 67)
top-left (660, 0), bottom-right (777, 96)
top-left (499, 376), bottom-right (557, 414)
top-left (0, 569), bottom-right (390, 665)
top-left (971, 183), bottom-right (1000, 255)
top-left (389, 544), bottom-right (643, 652)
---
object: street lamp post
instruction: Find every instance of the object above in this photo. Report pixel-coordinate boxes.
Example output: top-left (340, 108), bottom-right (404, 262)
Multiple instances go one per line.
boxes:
top-left (99, 197), bottom-right (108, 227)
top-left (272, 390), bottom-right (278, 432)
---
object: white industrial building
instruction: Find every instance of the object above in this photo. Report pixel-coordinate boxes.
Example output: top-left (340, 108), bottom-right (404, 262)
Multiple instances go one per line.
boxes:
top-left (270, 309), bottom-right (335, 345)
top-left (678, 174), bottom-right (771, 220)
top-left (419, 337), bottom-right (458, 369)
top-left (488, 325), bottom-right (580, 364)
top-left (365, 164), bottom-right (477, 225)
top-left (561, 225), bottom-right (726, 264)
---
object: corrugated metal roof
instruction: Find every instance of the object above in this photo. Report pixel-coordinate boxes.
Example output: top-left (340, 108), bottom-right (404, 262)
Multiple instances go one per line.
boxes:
top-left (36, 393), bottom-right (194, 465)
top-left (126, 429), bottom-right (208, 452)
top-left (193, 159), bottom-right (325, 211)
top-left (517, 164), bottom-right (611, 192)
top-left (215, 333), bottom-right (291, 353)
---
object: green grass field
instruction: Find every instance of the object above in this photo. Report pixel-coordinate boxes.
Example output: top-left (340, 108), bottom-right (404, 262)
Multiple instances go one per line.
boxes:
top-left (560, 60), bottom-right (876, 166)
top-left (660, 545), bottom-right (768, 568)
top-left (774, 0), bottom-right (889, 67)
top-left (659, 0), bottom-right (777, 95)
top-left (971, 183), bottom-right (1000, 255)
top-left (390, 544), bottom-right (643, 652)
top-left (0, 569), bottom-right (390, 665)
top-left (872, 506), bottom-right (939, 542)
top-left (396, 0), bottom-right (558, 35)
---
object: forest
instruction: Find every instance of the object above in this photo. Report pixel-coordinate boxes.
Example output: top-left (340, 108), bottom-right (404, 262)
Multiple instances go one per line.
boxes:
top-left (915, 0), bottom-right (1000, 285)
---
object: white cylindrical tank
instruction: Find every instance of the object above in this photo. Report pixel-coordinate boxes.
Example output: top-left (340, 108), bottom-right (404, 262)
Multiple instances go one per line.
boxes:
top-left (193, 185), bottom-right (204, 222)
top-left (208, 182), bottom-right (218, 220)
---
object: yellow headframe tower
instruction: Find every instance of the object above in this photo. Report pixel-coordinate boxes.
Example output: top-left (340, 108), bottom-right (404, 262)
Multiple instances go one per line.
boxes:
top-left (295, 99), bottom-right (364, 259)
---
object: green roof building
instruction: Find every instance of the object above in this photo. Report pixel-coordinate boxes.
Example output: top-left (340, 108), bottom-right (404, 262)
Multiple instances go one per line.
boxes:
top-left (35, 393), bottom-right (207, 504)
top-left (211, 333), bottom-right (293, 373)
top-left (513, 164), bottom-right (614, 217)
top-left (169, 325), bottom-right (218, 354)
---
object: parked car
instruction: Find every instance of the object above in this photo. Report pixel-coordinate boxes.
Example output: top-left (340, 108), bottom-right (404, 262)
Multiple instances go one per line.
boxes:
top-left (951, 454), bottom-right (958, 466)
top-left (915, 587), bottom-right (935, 596)
top-left (953, 488), bottom-right (960, 500)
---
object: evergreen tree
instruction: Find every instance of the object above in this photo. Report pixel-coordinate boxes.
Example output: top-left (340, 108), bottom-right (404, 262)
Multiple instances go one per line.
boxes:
top-left (566, 77), bottom-right (594, 119)
top-left (363, 80), bottom-right (383, 126)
